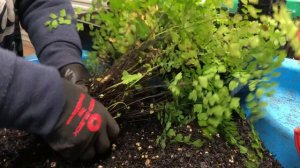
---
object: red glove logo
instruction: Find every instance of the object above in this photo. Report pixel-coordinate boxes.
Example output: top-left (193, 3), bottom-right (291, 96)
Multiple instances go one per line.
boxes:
top-left (66, 93), bottom-right (102, 137)
top-left (87, 113), bottom-right (102, 132)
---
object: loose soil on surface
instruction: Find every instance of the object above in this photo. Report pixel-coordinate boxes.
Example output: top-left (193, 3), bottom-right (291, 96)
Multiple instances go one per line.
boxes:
top-left (0, 116), bottom-right (281, 168)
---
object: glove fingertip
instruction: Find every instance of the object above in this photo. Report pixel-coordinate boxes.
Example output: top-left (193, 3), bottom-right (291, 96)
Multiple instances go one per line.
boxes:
top-left (81, 147), bottom-right (96, 161)
top-left (107, 116), bottom-right (120, 141)
top-left (96, 130), bottom-right (111, 154)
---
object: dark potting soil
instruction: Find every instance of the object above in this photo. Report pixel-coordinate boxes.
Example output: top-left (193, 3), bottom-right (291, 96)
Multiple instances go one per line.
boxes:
top-left (0, 116), bottom-right (281, 168)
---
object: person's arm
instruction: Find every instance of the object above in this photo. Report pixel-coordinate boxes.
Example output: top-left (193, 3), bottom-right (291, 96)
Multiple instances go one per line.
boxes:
top-left (17, 0), bottom-right (90, 89)
top-left (17, 0), bottom-right (82, 69)
top-left (0, 49), bottom-right (119, 160)
top-left (0, 48), bottom-right (65, 136)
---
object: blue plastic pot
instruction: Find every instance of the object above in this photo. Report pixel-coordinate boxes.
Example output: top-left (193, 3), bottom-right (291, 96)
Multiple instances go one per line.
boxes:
top-left (24, 50), bottom-right (89, 63)
top-left (240, 58), bottom-right (300, 168)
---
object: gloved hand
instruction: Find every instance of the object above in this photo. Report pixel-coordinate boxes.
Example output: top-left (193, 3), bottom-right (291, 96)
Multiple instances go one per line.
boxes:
top-left (59, 63), bottom-right (91, 91)
top-left (45, 79), bottom-right (119, 160)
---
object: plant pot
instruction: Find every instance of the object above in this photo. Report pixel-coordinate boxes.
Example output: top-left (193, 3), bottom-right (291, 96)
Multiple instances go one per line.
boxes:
top-left (239, 58), bottom-right (300, 167)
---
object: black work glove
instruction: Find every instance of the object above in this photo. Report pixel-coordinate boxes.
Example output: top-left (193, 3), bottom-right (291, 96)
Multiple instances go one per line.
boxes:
top-left (46, 79), bottom-right (119, 160)
top-left (59, 63), bottom-right (91, 91)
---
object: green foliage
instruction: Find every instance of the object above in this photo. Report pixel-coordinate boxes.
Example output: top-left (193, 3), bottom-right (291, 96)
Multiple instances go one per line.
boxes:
top-left (78, 0), bottom-right (300, 166)
top-left (221, 118), bottom-right (264, 167)
top-left (45, 9), bottom-right (72, 31)
top-left (121, 71), bottom-right (143, 86)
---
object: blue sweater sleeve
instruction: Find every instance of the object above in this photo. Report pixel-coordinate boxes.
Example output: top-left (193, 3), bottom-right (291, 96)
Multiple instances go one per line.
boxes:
top-left (0, 49), bottom-right (65, 136)
top-left (17, 0), bottom-right (83, 69)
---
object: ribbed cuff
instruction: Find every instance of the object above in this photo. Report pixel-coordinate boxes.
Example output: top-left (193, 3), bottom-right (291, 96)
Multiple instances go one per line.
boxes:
top-left (38, 41), bottom-right (84, 70)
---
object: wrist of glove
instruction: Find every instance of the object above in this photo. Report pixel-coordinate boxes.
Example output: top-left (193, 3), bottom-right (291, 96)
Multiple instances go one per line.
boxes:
top-left (46, 79), bottom-right (119, 160)
top-left (59, 63), bottom-right (91, 91)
